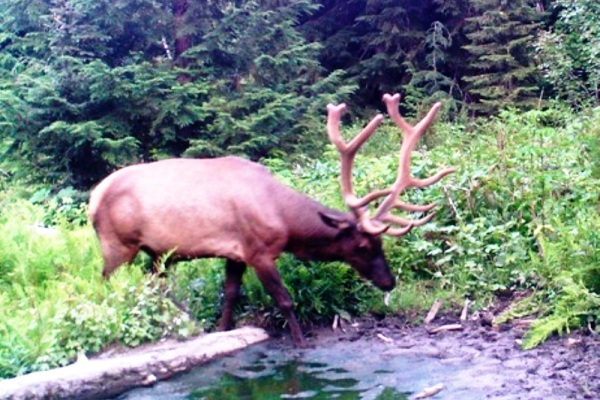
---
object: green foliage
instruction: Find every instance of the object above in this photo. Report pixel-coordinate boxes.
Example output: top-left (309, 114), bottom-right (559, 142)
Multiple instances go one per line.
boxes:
top-left (1, 0), bottom-right (586, 190)
top-left (0, 0), bottom-right (355, 188)
top-left (183, 1), bottom-right (355, 160)
top-left (0, 0), bottom-right (599, 377)
top-left (169, 260), bottom-right (225, 330)
top-left (404, 21), bottom-right (464, 120)
top-left (353, 1), bottom-right (420, 96)
top-left (241, 256), bottom-right (380, 328)
top-left (270, 101), bottom-right (600, 340)
top-left (0, 199), bottom-right (194, 379)
top-left (520, 211), bottom-right (600, 348)
top-left (117, 278), bottom-right (193, 347)
top-left (29, 186), bottom-right (88, 226)
top-left (535, 0), bottom-right (600, 107)
top-left (0, 101), bottom-right (598, 379)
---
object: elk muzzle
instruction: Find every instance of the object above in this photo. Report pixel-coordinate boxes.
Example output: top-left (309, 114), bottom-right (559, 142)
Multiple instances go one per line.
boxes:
top-left (368, 257), bottom-right (396, 292)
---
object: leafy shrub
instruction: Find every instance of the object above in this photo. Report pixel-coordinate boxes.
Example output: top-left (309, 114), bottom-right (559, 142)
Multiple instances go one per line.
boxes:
top-left (238, 255), bottom-right (379, 329)
top-left (520, 210), bottom-right (600, 348)
top-left (117, 278), bottom-right (193, 347)
top-left (269, 102), bottom-right (599, 338)
top-left (169, 260), bottom-right (225, 330)
top-left (0, 200), bottom-right (195, 379)
top-left (28, 186), bottom-right (89, 226)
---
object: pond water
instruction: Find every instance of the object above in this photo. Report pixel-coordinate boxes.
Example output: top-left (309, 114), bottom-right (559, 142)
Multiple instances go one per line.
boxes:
top-left (117, 338), bottom-right (489, 400)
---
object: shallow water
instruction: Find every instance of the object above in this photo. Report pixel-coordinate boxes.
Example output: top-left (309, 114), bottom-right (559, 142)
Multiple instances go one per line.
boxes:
top-left (118, 338), bottom-right (489, 400)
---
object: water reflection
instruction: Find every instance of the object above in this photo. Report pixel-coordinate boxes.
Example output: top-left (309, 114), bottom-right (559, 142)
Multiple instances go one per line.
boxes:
top-left (186, 359), bottom-right (406, 400)
top-left (118, 338), bottom-right (483, 400)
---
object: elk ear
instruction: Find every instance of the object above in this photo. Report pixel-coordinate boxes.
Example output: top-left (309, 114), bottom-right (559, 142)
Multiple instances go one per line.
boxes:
top-left (319, 212), bottom-right (354, 230)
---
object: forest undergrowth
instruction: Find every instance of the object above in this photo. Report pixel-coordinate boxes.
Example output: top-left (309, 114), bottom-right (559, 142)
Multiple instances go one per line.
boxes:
top-left (0, 104), bottom-right (598, 379)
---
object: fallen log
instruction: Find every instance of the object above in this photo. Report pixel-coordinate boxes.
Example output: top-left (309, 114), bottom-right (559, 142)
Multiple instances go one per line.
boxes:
top-left (0, 326), bottom-right (269, 400)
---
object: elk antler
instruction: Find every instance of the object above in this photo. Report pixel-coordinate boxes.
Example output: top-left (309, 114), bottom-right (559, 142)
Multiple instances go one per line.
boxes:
top-left (326, 103), bottom-right (389, 234)
top-left (326, 94), bottom-right (456, 236)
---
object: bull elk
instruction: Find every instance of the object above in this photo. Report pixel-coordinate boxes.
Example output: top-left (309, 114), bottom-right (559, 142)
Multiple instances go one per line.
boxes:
top-left (88, 94), bottom-right (455, 347)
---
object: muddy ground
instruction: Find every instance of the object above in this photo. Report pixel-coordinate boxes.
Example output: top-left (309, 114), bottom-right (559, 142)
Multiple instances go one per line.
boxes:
top-left (280, 313), bottom-right (600, 399)
top-left (121, 312), bottom-right (599, 400)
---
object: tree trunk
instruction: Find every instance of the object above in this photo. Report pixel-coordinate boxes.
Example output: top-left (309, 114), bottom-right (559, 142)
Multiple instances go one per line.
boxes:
top-left (173, 0), bottom-right (191, 82)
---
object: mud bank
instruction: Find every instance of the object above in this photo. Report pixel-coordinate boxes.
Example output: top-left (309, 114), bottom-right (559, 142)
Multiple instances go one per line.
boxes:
top-left (120, 315), bottom-right (598, 400)
top-left (301, 316), bottom-right (599, 399)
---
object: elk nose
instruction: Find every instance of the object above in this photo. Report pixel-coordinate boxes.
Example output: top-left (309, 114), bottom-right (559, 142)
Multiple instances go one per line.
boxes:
top-left (375, 274), bottom-right (395, 291)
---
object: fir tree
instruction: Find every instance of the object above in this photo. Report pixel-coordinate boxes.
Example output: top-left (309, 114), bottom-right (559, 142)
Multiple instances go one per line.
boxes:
top-left (462, 0), bottom-right (544, 114)
top-left (182, 0), bottom-right (356, 160)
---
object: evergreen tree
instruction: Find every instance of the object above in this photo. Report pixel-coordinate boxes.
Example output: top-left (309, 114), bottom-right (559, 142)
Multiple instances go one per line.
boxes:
top-left (0, 0), bottom-right (195, 186)
top-left (404, 20), bottom-right (464, 119)
top-left (462, 0), bottom-right (544, 114)
top-left (304, 0), bottom-right (471, 116)
top-left (0, 0), bottom-right (354, 188)
top-left (181, 0), bottom-right (356, 160)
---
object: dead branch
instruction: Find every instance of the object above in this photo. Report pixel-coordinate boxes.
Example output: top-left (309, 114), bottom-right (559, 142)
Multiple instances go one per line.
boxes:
top-left (377, 333), bottom-right (394, 343)
top-left (424, 299), bottom-right (442, 324)
top-left (460, 299), bottom-right (471, 321)
top-left (427, 324), bottom-right (464, 334)
top-left (412, 383), bottom-right (445, 399)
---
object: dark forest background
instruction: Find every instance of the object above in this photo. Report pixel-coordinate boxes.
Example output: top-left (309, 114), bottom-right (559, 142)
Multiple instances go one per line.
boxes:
top-left (1, 0), bottom-right (598, 190)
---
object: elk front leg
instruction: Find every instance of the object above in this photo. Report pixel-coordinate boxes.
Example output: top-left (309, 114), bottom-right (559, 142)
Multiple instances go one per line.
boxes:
top-left (252, 260), bottom-right (306, 347)
top-left (218, 259), bottom-right (247, 331)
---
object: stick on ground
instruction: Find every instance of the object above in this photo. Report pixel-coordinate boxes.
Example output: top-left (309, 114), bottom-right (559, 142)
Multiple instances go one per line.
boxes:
top-left (424, 299), bottom-right (442, 324)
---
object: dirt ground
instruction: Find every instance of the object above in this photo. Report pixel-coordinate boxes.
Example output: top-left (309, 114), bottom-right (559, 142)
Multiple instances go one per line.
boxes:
top-left (286, 313), bottom-right (600, 400)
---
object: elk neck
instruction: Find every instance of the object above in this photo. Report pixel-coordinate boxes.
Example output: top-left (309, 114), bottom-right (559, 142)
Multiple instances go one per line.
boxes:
top-left (282, 194), bottom-right (352, 262)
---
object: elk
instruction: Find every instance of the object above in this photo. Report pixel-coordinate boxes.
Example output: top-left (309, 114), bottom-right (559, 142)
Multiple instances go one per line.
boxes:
top-left (88, 94), bottom-right (455, 347)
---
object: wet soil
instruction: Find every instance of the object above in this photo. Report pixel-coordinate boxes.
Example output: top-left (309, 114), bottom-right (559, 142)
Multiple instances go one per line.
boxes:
top-left (285, 314), bottom-right (600, 399)
top-left (121, 313), bottom-right (598, 400)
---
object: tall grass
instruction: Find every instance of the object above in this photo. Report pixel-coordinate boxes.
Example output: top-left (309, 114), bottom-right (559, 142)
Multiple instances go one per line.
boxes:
top-left (0, 201), bottom-right (194, 378)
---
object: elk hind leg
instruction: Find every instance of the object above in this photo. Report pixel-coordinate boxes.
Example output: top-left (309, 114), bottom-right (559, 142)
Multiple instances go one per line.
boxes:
top-left (100, 241), bottom-right (138, 279)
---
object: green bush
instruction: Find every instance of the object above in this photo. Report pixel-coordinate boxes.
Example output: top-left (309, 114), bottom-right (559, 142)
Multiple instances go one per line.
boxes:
top-left (169, 259), bottom-right (225, 330)
top-left (239, 256), bottom-right (380, 329)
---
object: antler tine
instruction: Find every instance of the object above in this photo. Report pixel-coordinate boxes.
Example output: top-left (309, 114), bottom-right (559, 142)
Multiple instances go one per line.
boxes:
top-left (360, 189), bottom-right (437, 212)
top-left (381, 213), bottom-right (433, 227)
top-left (327, 103), bottom-right (388, 235)
top-left (384, 212), bottom-right (437, 237)
top-left (371, 93), bottom-right (455, 234)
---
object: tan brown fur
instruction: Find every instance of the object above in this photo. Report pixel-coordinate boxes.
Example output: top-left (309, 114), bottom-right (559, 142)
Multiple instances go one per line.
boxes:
top-left (89, 156), bottom-right (395, 346)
